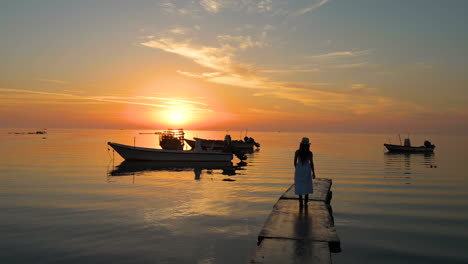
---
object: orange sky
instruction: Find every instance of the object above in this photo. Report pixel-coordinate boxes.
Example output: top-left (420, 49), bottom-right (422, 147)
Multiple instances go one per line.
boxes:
top-left (1, 1), bottom-right (467, 134)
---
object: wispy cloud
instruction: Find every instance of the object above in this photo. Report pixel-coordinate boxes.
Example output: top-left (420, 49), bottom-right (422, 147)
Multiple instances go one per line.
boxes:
top-left (141, 36), bottom-right (426, 117)
top-left (200, 0), bottom-right (222, 13)
top-left (246, 107), bottom-right (287, 116)
top-left (93, 95), bottom-right (209, 107)
top-left (140, 38), bottom-right (337, 98)
top-left (217, 34), bottom-right (267, 49)
top-left (142, 34), bottom-right (268, 76)
top-left (35, 78), bottom-right (68, 85)
top-left (177, 70), bottom-right (222, 79)
top-left (292, 0), bottom-right (331, 17)
top-left (160, 1), bottom-right (194, 15)
top-left (0, 88), bottom-right (213, 112)
top-left (260, 68), bottom-right (320, 74)
top-left (0, 88), bottom-right (74, 97)
top-left (256, 0), bottom-right (273, 13)
top-left (309, 50), bottom-right (372, 59)
top-left (142, 38), bottom-right (235, 72)
top-left (158, 0), bottom-right (328, 18)
top-left (176, 70), bottom-right (203, 79)
top-left (307, 50), bottom-right (377, 70)
top-left (90, 97), bottom-right (212, 112)
top-left (350, 83), bottom-right (378, 93)
top-left (333, 62), bottom-right (372, 69)
top-left (168, 27), bottom-right (188, 35)
top-left (143, 36), bottom-right (274, 90)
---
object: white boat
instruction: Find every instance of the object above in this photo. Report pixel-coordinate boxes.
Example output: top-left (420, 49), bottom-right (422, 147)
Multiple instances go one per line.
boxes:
top-left (108, 142), bottom-right (233, 162)
top-left (384, 138), bottom-right (435, 153)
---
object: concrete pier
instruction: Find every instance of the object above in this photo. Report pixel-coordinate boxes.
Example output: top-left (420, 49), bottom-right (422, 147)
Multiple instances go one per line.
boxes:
top-left (250, 178), bottom-right (340, 263)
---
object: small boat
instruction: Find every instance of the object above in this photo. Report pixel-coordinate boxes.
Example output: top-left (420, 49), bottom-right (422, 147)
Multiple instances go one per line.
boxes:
top-left (184, 138), bottom-right (225, 151)
top-left (185, 135), bottom-right (260, 153)
top-left (384, 138), bottom-right (435, 153)
top-left (108, 141), bottom-right (233, 162)
top-left (30, 130), bottom-right (47, 134)
top-left (9, 130), bottom-right (47, 135)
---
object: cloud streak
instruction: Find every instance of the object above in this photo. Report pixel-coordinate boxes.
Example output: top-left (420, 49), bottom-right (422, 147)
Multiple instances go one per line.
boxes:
top-left (308, 50), bottom-right (372, 59)
top-left (157, 0), bottom-right (330, 19)
top-left (35, 78), bottom-right (69, 85)
top-left (307, 50), bottom-right (377, 70)
top-left (0, 89), bottom-right (213, 112)
top-left (292, 0), bottom-right (331, 16)
top-left (200, 0), bottom-right (222, 13)
top-left (217, 34), bottom-right (267, 49)
top-left (142, 38), bottom-right (233, 72)
top-left (141, 33), bottom-right (427, 118)
top-left (0, 88), bottom-right (75, 97)
top-left (160, 1), bottom-right (193, 15)
top-left (142, 38), bottom-right (404, 114)
top-left (333, 62), bottom-right (372, 69)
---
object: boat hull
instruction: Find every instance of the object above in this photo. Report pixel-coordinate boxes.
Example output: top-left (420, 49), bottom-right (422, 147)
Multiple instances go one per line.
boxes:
top-left (384, 144), bottom-right (435, 153)
top-left (185, 138), bottom-right (256, 152)
top-left (108, 142), bottom-right (233, 161)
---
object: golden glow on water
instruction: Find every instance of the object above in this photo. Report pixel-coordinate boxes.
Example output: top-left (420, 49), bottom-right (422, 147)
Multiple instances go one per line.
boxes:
top-left (2, 129), bottom-right (468, 263)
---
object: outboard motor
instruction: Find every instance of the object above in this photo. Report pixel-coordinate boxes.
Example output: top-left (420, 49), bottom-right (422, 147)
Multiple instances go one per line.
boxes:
top-left (424, 140), bottom-right (435, 148)
top-left (248, 137), bottom-right (260, 148)
top-left (194, 138), bottom-right (203, 151)
top-left (424, 140), bottom-right (431, 148)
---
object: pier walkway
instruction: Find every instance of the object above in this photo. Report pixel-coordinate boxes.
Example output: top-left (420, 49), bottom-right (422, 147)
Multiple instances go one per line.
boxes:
top-left (250, 178), bottom-right (340, 263)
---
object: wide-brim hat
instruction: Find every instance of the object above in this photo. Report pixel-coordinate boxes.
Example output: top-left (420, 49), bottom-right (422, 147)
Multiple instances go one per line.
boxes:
top-left (300, 137), bottom-right (310, 145)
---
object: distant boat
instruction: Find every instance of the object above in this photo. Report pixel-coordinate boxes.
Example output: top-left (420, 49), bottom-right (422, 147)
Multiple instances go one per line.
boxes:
top-left (9, 130), bottom-right (47, 135)
top-left (108, 141), bottom-right (233, 162)
top-left (384, 138), bottom-right (435, 153)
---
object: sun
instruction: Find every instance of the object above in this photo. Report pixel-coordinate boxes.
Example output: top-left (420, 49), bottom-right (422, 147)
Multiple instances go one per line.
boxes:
top-left (164, 109), bottom-right (187, 126)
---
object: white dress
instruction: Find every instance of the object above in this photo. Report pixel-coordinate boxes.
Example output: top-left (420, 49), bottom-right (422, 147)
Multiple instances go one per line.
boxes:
top-left (294, 154), bottom-right (313, 195)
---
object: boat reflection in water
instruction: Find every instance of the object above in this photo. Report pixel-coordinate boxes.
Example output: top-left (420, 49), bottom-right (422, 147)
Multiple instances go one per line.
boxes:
top-left (108, 160), bottom-right (245, 180)
top-left (384, 152), bottom-right (436, 181)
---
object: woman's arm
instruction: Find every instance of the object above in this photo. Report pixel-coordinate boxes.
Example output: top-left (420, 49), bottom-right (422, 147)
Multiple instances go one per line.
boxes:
top-left (310, 152), bottom-right (316, 178)
top-left (294, 151), bottom-right (298, 168)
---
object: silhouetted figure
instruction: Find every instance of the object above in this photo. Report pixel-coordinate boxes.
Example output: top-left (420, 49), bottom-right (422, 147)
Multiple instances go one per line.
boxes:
top-left (294, 137), bottom-right (315, 207)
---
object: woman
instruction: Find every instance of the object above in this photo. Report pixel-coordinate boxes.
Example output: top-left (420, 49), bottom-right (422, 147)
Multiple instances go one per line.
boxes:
top-left (294, 137), bottom-right (316, 207)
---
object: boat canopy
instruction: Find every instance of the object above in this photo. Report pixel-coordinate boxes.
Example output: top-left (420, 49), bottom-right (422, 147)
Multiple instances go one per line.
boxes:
top-left (404, 138), bottom-right (411, 147)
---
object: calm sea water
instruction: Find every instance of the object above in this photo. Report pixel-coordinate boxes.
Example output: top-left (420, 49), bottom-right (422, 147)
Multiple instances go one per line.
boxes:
top-left (1, 129), bottom-right (467, 263)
